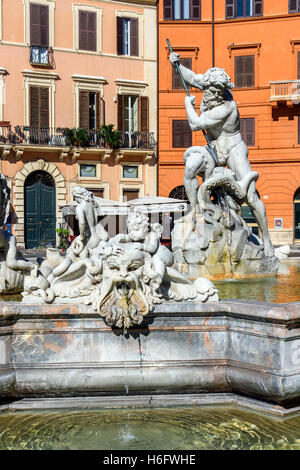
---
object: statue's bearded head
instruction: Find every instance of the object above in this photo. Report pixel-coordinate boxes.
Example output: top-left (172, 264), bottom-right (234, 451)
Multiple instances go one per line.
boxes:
top-left (200, 67), bottom-right (234, 111)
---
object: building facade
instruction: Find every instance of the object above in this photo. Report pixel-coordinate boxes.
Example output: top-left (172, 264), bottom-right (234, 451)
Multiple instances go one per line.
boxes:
top-left (158, 0), bottom-right (300, 245)
top-left (0, 0), bottom-right (157, 248)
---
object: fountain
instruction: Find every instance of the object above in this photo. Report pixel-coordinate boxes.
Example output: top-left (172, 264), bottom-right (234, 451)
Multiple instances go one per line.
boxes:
top-left (0, 58), bottom-right (299, 451)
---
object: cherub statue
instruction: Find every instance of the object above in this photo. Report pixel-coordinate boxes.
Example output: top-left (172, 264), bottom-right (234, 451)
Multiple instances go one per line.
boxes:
top-left (112, 211), bottom-right (174, 289)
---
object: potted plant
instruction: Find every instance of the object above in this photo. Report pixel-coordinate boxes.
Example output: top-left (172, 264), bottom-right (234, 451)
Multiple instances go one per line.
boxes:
top-left (56, 228), bottom-right (70, 253)
top-left (65, 128), bottom-right (89, 147)
top-left (100, 124), bottom-right (122, 149)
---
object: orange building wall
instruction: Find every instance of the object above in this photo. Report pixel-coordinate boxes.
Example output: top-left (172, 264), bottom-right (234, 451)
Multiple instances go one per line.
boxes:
top-left (158, 0), bottom-right (300, 245)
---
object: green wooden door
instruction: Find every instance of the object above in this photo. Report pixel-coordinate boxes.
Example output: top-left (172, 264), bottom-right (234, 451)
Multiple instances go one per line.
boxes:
top-left (25, 171), bottom-right (56, 249)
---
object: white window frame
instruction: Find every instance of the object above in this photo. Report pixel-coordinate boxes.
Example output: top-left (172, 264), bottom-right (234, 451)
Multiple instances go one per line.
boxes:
top-left (22, 69), bottom-right (58, 127)
top-left (116, 10), bottom-right (143, 58)
top-left (119, 183), bottom-right (144, 202)
top-left (120, 162), bottom-right (142, 182)
top-left (24, 0), bottom-right (55, 47)
top-left (72, 74), bottom-right (106, 128)
top-left (73, 4), bottom-right (102, 54)
top-left (77, 160), bottom-right (101, 181)
top-left (70, 181), bottom-right (109, 201)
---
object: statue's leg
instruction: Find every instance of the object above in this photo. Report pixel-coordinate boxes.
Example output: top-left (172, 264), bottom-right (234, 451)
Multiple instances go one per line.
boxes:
top-left (183, 147), bottom-right (206, 227)
top-left (246, 182), bottom-right (274, 257)
top-left (227, 145), bottom-right (274, 258)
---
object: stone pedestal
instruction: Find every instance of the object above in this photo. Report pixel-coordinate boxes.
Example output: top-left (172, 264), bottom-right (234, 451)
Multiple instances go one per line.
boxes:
top-left (0, 300), bottom-right (299, 406)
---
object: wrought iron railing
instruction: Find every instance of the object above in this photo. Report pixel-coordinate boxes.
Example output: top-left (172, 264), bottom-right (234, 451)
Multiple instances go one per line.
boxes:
top-left (29, 45), bottom-right (54, 67)
top-left (270, 80), bottom-right (300, 102)
top-left (0, 125), bottom-right (156, 150)
top-left (119, 131), bottom-right (156, 149)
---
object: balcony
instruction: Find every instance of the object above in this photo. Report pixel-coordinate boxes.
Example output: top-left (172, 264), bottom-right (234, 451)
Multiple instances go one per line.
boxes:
top-left (29, 46), bottom-right (54, 67)
top-left (270, 80), bottom-right (300, 103)
top-left (0, 125), bottom-right (156, 151)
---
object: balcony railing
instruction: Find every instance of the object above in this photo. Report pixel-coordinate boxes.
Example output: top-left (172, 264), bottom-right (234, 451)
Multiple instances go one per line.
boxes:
top-left (29, 45), bottom-right (54, 67)
top-left (270, 80), bottom-right (300, 102)
top-left (0, 125), bottom-right (156, 150)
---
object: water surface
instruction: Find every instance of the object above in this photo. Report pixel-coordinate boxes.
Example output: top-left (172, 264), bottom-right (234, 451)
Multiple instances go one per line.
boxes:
top-left (0, 406), bottom-right (299, 450)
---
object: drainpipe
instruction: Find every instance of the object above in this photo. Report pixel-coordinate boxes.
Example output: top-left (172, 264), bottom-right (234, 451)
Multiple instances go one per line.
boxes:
top-left (212, 0), bottom-right (215, 67)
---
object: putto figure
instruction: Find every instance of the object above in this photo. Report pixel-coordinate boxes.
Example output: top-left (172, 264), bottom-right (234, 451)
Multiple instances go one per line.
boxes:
top-left (169, 53), bottom-right (274, 258)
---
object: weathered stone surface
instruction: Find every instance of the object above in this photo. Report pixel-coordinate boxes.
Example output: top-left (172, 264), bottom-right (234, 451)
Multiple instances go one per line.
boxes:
top-left (0, 300), bottom-right (299, 405)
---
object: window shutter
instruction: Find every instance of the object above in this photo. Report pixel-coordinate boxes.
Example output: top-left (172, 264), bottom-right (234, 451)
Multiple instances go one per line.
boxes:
top-left (87, 12), bottom-right (97, 52)
top-left (130, 18), bottom-right (139, 57)
top-left (289, 0), bottom-right (298, 13)
top-left (30, 4), bottom-right (48, 46)
top-left (40, 87), bottom-right (49, 127)
top-left (240, 118), bottom-right (255, 146)
top-left (117, 17), bottom-right (124, 55)
top-left (234, 56), bottom-right (244, 88)
top-left (40, 5), bottom-right (49, 47)
top-left (225, 0), bottom-right (235, 19)
top-left (235, 55), bottom-right (254, 88)
top-left (123, 190), bottom-right (139, 202)
top-left (30, 87), bottom-right (40, 127)
top-left (245, 55), bottom-right (255, 87)
top-left (172, 120), bottom-right (191, 148)
top-left (172, 58), bottom-right (192, 89)
top-left (30, 87), bottom-right (49, 128)
top-left (96, 92), bottom-right (101, 129)
top-left (101, 97), bottom-right (105, 126)
top-left (164, 0), bottom-right (173, 20)
top-left (298, 52), bottom-right (300, 79)
top-left (253, 0), bottom-right (263, 16)
top-left (79, 91), bottom-right (89, 128)
top-left (183, 121), bottom-right (192, 147)
top-left (117, 94), bottom-right (124, 131)
top-left (79, 11), bottom-right (88, 50)
top-left (139, 96), bottom-right (149, 133)
top-left (190, 0), bottom-right (201, 20)
top-left (298, 116), bottom-right (300, 145)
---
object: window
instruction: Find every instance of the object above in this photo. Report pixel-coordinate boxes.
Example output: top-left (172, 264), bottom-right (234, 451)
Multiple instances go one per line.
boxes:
top-left (117, 17), bottom-right (138, 56)
top-left (225, 0), bottom-right (263, 19)
top-left (30, 86), bottom-right (49, 127)
top-left (123, 166), bottom-right (139, 179)
top-left (240, 118), bottom-right (255, 146)
top-left (289, 0), bottom-right (300, 13)
top-left (79, 91), bottom-right (101, 129)
top-left (79, 164), bottom-right (97, 178)
top-left (172, 120), bottom-right (192, 148)
top-left (172, 58), bottom-right (192, 89)
top-left (123, 189), bottom-right (139, 201)
top-left (164, 0), bottom-right (201, 20)
top-left (90, 188), bottom-right (104, 198)
top-left (79, 10), bottom-right (97, 52)
top-left (118, 95), bottom-right (149, 135)
top-left (30, 3), bottom-right (49, 65)
top-left (234, 55), bottom-right (255, 88)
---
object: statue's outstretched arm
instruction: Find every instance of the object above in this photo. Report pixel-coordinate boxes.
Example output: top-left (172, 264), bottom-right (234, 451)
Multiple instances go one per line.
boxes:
top-left (185, 96), bottom-right (230, 131)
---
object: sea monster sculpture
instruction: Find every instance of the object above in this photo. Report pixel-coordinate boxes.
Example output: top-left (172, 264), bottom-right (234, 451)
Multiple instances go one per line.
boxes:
top-left (23, 186), bottom-right (219, 328)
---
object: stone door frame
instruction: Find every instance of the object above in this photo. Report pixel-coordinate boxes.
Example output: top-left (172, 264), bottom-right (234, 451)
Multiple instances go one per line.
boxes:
top-left (14, 159), bottom-right (67, 247)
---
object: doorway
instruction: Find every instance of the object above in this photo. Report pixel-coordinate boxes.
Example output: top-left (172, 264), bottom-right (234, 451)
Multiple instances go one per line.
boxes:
top-left (25, 170), bottom-right (56, 249)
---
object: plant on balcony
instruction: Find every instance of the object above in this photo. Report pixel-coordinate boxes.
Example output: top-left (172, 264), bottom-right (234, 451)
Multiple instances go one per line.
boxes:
top-left (65, 128), bottom-right (89, 147)
top-left (100, 124), bottom-right (122, 149)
